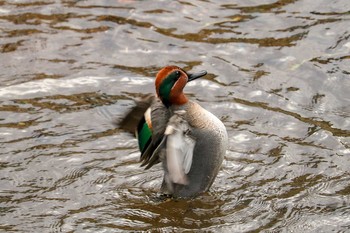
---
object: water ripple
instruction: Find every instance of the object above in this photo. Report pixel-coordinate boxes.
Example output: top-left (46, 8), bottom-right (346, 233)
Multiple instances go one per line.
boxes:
top-left (1, 0), bottom-right (350, 232)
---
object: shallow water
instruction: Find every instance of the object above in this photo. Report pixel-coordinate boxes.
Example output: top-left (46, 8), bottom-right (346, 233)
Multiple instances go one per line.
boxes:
top-left (1, 0), bottom-right (350, 232)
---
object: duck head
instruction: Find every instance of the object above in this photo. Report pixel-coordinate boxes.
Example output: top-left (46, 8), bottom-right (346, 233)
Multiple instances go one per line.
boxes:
top-left (155, 66), bottom-right (207, 107)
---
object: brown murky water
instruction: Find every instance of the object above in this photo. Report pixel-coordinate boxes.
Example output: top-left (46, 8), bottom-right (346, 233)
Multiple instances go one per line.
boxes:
top-left (1, 0), bottom-right (350, 232)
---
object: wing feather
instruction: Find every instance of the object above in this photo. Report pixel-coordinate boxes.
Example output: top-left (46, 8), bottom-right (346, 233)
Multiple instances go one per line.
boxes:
top-left (165, 111), bottom-right (196, 184)
top-left (139, 99), bottom-right (170, 169)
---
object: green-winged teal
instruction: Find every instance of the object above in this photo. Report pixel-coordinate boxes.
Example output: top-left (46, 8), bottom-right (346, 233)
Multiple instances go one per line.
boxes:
top-left (119, 66), bottom-right (228, 198)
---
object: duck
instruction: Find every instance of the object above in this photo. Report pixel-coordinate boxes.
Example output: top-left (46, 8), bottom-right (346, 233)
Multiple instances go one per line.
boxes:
top-left (118, 66), bottom-right (228, 198)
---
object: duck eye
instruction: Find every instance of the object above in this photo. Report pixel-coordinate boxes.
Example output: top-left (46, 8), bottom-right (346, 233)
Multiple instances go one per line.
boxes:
top-left (167, 70), bottom-right (181, 82)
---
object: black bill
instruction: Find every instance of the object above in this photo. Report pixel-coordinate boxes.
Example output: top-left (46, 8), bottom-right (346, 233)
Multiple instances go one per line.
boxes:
top-left (187, 70), bottom-right (207, 82)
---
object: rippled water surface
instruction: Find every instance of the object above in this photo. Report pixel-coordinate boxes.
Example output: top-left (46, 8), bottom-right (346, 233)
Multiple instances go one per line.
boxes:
top-left (1, 0), bottom-right (350, 232)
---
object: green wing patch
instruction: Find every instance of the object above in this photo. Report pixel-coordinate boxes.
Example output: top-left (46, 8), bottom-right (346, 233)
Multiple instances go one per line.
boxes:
top-left (137, 117), bottom-right (152, 153)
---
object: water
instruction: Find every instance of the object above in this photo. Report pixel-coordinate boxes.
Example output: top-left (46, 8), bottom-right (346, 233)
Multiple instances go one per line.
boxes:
top-left (1, 0), bottom-right (349, 232)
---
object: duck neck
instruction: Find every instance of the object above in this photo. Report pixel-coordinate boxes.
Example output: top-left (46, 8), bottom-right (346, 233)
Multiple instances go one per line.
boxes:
top-left (167, 92), bottom-right (189, 107)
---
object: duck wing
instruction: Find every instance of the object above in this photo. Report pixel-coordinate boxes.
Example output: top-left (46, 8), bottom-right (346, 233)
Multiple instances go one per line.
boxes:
top-left (164, 110), bottom-right (196, 185)
top-left (117, 94), bottom-right (155, 134)
top-left (118, 97), bottom-right (196, 176)
top-left (117, 95), bottom-right (170, 169)
top-left (138, 99), bottom-right (170, 169)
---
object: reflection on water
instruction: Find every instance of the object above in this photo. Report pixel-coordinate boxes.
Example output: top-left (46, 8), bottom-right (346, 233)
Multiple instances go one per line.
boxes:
top-left (0, 0), bottom-right (349, 232)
